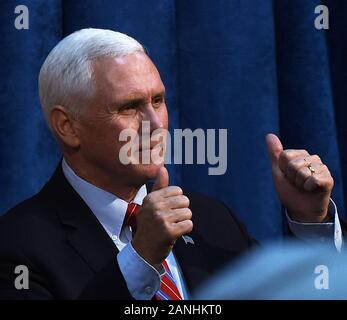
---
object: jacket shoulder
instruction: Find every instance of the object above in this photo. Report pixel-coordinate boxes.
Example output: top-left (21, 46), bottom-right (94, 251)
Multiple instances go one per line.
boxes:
top-left (1, 188), bottom-right (55, 227)
top-left (0, 186), bottom-right (61, 254)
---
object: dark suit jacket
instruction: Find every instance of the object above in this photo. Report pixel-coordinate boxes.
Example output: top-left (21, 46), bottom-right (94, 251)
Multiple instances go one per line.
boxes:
top-left (0, 165), bottom-right (254, 299)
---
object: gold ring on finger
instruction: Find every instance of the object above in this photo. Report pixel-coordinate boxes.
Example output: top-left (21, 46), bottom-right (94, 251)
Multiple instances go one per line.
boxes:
top-left (307, 164), bottom-right (315, 175)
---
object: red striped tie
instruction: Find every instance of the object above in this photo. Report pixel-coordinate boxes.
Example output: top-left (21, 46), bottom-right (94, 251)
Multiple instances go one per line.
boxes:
top-left (124, 203), bottom-right (183, 300)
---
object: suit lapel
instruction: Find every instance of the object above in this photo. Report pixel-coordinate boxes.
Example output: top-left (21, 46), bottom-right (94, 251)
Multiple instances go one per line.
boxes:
top-left (41, 164), bottom-right (118, 273)
top-left (66, 217), bottom-right (118, 273)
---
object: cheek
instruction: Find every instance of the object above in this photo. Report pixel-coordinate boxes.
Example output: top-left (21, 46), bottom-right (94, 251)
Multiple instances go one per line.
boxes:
top-left (113, 118), bottom-right (140, 150)
top-left (81, 116), bottom-right (134, 150)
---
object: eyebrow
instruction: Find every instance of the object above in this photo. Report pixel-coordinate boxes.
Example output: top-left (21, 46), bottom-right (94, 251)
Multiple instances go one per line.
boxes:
top-left (114, 90), bottom-right (166, 106)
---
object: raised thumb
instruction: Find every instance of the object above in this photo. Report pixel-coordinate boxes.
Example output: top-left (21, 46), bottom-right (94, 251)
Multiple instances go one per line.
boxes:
top-left (152, 166), bottom-right (169, 191)
top-left (266, 133), bottom-right (283, 165)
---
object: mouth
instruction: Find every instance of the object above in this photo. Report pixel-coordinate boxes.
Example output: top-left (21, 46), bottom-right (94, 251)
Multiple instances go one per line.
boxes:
top-left (137, 142), bottom-right (164, 152)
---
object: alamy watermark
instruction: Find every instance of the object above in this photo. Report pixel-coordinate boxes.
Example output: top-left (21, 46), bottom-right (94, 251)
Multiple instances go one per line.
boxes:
top-left (314, 264), bottom-right (329, 290)
top-left (14, 265), bottom-right (29, 290)
top-left (14, 5), bottom-right (29, 30)
top-left (314, 5), bottom-right (329, 30)
top-left (13, 4), bottom-right (329, 31)
top-left (118, 121), bottom-right (228, 176)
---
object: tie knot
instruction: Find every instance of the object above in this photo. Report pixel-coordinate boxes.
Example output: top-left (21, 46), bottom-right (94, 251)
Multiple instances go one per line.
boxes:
top-left (124, 203), bottom-right (141, 233)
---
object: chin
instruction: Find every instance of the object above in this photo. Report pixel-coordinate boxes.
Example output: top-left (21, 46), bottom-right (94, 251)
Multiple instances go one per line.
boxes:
top-left (126, 163), bottom-right (163, 184)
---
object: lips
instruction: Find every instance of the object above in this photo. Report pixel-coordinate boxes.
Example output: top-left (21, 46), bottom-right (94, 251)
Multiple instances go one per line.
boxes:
top-left (137, 142), bottom-right (163, 152)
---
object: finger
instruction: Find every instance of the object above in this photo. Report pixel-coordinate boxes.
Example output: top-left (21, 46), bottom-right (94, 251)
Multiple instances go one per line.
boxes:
top-left (284, 155), bottom-right (322, 184)
top-left (166, 208), bottom-right (192, 223)
top-left (165, 195), bottom-right (190, 209)
top-left (266, 133), bottom-right (284, 166)
top-left (278, 149), bottom-right (310, 175)
top-left (295, 163), bottom-right (326, 187)
top-left (152, 166), bottom-right (169, 191)
top-left (307, 163), bottom-right (328, 175)
top-left (145, 186), bottom-right (183, 202)
top-left (303, 171), bottom-right (334, 192)
top-left (294, 163), bottom-right (325, 188)
top-left (172, 220), bottom-right (193, 237)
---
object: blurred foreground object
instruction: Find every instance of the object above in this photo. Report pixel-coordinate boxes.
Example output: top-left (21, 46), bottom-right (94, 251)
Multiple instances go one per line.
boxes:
top-left (195, 241), bottom-right (347, 299)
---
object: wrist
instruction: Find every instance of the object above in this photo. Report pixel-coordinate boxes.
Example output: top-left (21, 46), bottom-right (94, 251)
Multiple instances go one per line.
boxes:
top-left (131, 239), bottom-right (165, 267)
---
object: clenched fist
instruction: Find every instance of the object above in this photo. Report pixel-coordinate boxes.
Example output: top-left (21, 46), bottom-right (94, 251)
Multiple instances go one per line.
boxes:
top-left (266, 133), bottom-right (334, 223)
top-left (132, 167), bottom-right (193, 266)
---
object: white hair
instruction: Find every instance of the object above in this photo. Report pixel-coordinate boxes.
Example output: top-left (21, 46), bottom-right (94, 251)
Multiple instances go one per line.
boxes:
top-left (38, 28), bottom-right (145, 124)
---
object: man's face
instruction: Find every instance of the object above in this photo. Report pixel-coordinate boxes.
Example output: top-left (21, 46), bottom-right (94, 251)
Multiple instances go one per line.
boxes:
top-left (76, 52), bottom-right (168, 186)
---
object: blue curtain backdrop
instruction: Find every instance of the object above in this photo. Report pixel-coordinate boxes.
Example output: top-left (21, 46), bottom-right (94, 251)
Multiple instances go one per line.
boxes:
top-left (1, 0), bottom-right (346, 242)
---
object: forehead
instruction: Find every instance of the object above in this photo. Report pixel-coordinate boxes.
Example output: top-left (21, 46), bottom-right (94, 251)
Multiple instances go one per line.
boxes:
top-left (92, 53), bottom-right (165, 100)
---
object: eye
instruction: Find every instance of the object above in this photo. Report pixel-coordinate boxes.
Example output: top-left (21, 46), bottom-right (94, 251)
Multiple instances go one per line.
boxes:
top-left (122, 104), bottom-right (136, 110)
top-left (118, 102), bottom-right (140, 115)
top-left (152, 95), bottom-right (164, 108)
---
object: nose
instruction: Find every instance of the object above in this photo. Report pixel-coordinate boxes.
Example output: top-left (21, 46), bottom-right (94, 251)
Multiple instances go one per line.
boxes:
top-left (141, 104), bottom-right (163, 133)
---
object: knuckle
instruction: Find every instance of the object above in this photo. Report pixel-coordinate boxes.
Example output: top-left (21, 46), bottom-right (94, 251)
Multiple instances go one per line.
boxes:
top-left (293, 149), bottom-right (310, 157)
top-left (311, 176), bottom-right (322, 187)
top-left (174, 186), bottom-right (183, 195)
top-left (311, 154), bottom-right (321, 163)
top-left (166, 186), bottom-right (183, 195)
top-left (288, 159), bottom-right (299, 171)
top-left (282, 149), bottom-right (308, 161)
top-left (180, 208), bottom-right (192, 220)
top-left (320, 164), bottom-right (328, 172)
top-left (182, 195), bottom-right (190, 206)
top-left (152, 201), bottom-right (163, 212)
top-left (152, 209), bottom-right (163, 223)
top-left (300, 149), bottom-right (310, 155)
top-left (186, 220), bottom-right (194, 232)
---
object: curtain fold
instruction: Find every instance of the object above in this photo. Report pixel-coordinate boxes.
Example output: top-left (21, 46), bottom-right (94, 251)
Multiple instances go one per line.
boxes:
top-left (0, 0), bottom-right (62, 214)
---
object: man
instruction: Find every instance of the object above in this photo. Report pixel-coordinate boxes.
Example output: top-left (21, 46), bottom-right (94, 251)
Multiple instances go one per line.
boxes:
top-left (0, 28), bottom-right (341, 300)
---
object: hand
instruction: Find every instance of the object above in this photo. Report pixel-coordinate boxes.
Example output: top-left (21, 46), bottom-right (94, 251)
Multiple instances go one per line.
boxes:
top-left (266, 133), bottom-right (334, 223)
top-left (132, 166), bottom-right (193, 266)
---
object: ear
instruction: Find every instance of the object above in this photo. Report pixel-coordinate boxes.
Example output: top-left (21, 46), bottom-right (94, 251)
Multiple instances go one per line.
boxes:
top-left (50, 105), bottom-right (81, 148)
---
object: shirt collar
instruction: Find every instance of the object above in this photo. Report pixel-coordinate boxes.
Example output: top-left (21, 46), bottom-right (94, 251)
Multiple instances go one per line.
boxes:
top-left (61, 159), bottom-right (147, 238)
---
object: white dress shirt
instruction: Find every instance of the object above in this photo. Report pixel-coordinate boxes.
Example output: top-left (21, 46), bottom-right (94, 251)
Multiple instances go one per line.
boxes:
top-left (62, 159), bottom-right (189, 300)
top-left (62, 159), bottom-right (343, 299)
